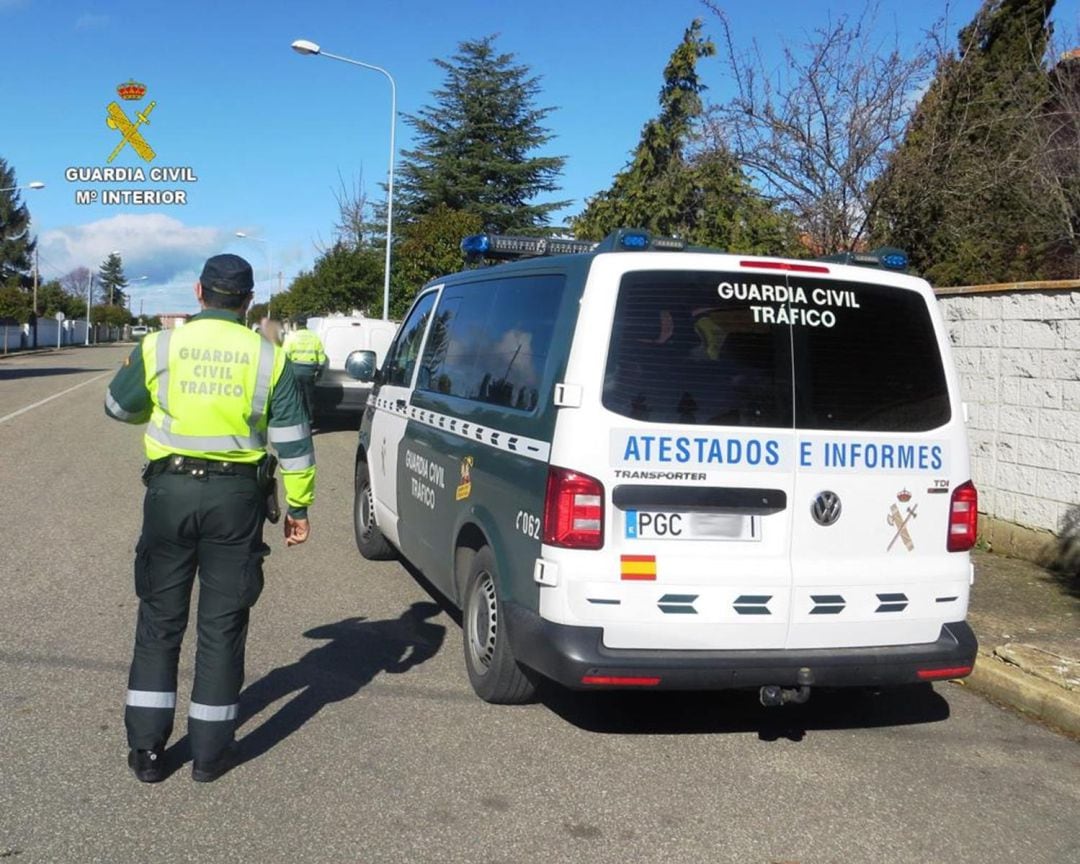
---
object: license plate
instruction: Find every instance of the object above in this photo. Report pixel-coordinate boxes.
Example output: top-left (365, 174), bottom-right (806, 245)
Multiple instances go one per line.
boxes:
top-left (623, 510), bottom-right (760, 541)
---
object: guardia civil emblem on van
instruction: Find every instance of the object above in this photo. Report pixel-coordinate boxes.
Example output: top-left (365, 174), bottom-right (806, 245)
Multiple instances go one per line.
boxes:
top-left (887, 489), bottom-right (918, 552)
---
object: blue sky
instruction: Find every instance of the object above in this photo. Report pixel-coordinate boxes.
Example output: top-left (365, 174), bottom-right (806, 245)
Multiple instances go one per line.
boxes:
top-left (2, 0), bottom-right (1077, 314)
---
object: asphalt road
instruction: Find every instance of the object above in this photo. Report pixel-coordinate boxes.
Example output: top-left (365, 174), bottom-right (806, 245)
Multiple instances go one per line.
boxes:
top-left (1, 345), bottom-right (1078, 864)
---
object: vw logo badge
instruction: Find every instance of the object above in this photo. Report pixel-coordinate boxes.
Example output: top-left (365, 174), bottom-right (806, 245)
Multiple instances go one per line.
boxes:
top-left (811, 491), bottom-right (842, 526)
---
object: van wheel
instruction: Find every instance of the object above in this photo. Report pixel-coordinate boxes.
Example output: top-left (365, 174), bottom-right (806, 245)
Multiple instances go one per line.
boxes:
top-left (354, 459), bottom-right (394, 560)
top-left (463, 546), bottom-right (536, 704)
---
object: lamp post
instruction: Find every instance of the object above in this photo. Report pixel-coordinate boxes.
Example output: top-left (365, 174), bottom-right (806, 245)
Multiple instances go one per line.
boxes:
top-left (235, 231), bottom-right (273, 318)
top-left (291, 39), bottom-right (395, 321)
top-left (130, 275), bottom-right (148, 323)
top-left (0, 181), bottom-right (45, 193)
top-left (84, 271), bottom-right (94, 346)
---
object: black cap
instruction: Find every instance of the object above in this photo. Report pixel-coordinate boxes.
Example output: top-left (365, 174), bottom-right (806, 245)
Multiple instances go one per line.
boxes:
top-left (199, 254), bottom-right (254, 295)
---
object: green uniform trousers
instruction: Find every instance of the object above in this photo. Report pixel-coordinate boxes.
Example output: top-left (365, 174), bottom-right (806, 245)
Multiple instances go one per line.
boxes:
top-left (292, 363), bottom-right (319, 422)
top-left (124, 467), bottom-right (268, 763)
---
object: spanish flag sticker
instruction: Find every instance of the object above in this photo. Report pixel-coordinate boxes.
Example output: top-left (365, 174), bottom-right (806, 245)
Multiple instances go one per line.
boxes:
top-left (620, 555), bottom-right (656, 581)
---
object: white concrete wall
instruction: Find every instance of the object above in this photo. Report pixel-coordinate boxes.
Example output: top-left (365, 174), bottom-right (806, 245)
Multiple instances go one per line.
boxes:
top-left (938, 284), bottom-right (1080, 535)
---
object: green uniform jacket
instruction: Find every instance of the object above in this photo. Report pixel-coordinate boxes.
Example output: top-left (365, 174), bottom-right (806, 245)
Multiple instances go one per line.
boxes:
top-left (104, 310), bottom-right (316, 519)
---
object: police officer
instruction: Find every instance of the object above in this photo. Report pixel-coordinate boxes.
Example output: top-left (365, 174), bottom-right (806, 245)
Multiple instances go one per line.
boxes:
top-left (105, 254), bottom-right (316, 783)
top-left (281, 317), bottom-right (325, 421)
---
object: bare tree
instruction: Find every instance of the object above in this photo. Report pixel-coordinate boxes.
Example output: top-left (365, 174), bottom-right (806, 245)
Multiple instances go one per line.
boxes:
top-left (61, 267), bottom-right (93, 302)
top-left (331, 169), bottom-right (373, 251)
top-left (704, 1), bottom-right (933, 253)
top-left (1035, 44), bottom-right (1080, 277)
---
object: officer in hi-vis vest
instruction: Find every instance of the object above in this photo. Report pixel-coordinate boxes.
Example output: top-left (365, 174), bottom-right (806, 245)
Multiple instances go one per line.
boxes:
top-left (105, 254), bottom-right (316, 783)
top-left (282, 318), bottom-right (325, 421)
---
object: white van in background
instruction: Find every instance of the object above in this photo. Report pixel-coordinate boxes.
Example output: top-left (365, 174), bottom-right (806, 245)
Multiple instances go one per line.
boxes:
top-left (305, 314), bottom-right (399, 416)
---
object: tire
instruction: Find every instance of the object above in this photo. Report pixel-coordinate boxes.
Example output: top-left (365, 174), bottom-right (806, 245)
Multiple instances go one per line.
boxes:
top-left (462, 546), bottom-right (536, 704)
top-left (353, 459), bottom-right (395, 560)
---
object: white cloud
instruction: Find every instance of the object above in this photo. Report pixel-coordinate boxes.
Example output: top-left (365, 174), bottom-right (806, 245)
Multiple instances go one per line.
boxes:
top-left (38, 213), bottom-right (231, 313)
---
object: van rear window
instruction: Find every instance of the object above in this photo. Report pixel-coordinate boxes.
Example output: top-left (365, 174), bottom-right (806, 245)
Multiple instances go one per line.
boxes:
top-left (791, 278), bottom-right (950, 431)
top-left (603, 271), bottom-right (793, 428)
top-left (603, 271), bottom-right (950, 432)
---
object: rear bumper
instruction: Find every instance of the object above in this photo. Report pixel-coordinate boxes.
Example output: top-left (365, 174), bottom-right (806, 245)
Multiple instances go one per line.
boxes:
top-left (504, 603), bottom-right (977, 690)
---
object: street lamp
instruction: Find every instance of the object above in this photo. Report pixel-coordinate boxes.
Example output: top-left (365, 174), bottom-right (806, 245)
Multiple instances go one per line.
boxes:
top-left (292, 38), bottom-right (395, 321)
top-left (131, 275), bottom-right (149, 321)
top-left (84, 270), bottom-right (94, 346)
top-left (0, 181), bottom-right (45, 192)
top-left (235, 231), bottom-right (274, 317)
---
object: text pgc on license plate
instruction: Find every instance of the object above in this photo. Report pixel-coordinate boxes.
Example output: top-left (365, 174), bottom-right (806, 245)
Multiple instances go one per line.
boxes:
top-left (624, 510), bottom-right (760, 541)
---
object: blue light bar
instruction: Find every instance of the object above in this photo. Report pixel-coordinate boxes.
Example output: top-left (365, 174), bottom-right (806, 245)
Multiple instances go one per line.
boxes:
top-left (460, 234), bottom-right (491, 256)
top-left (620, 232), bottom-right (649, 249)
top-left (878, 250), bottom-right (908, 270)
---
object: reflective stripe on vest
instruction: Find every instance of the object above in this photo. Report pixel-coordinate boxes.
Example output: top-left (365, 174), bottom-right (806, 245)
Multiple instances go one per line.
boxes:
top-left (279, 453), bottom-right (316, 471)
top-left (267, 423), bottom-right (311, 444)
top-left (106, 391), bottom-right (138, 421)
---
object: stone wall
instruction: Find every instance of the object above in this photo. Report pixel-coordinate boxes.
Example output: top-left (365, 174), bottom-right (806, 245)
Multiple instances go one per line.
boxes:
top-left (936, 281), bottom-right (1080, 555)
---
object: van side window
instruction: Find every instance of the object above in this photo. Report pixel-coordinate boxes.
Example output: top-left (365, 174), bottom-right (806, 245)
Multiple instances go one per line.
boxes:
top-left (382, 292), bottom-right (437, 388)
top-left (419, 274), bottom-right (565, 411)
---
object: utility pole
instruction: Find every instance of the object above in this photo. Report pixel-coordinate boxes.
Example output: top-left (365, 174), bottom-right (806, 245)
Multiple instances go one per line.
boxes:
top-left (32, 248), bottom-right (38, 314)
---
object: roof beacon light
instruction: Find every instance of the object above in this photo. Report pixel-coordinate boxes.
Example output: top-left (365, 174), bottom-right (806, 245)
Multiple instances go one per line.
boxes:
top-left (460, 228), bottom-right (687, 263)
top-left (818, 246), bottom-right (910, 271)
top-left (460, 233), bottom-right (596, 262)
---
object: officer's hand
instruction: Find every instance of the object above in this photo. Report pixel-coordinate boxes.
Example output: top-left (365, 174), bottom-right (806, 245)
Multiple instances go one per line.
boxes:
top-left (284, 515), bottom-right (310, 546)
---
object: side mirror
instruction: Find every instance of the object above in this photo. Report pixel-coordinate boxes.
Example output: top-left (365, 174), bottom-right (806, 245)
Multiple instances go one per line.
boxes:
top-left (345, 349), bottom-right (377, 382)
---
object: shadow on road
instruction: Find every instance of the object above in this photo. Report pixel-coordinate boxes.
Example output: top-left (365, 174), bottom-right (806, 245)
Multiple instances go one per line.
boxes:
top-left (0, 366), bottom-right (108, 380)
top-left (311, 414), bottom-right (360, 436)
top-left (234, 602), bottom-right (445, 763)
top-left (537, 681), bottom-right (951, 740)
top-left (160, 603), bottom-right (445, 775)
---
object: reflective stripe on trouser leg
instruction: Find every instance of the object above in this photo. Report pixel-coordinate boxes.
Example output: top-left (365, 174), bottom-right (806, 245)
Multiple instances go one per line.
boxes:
top-left (188, 605), bottom-right (251, 762)
top-left (188, 473), bottom-right (266, 763)
top-left (126, 483), bottom-right (198, 751)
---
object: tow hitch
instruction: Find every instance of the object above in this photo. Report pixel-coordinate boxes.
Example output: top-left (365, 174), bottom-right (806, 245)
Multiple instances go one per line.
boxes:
top-left (759, 667), bottom-right (815, 707)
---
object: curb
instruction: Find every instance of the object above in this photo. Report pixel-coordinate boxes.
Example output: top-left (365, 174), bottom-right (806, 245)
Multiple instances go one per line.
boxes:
top-left (964, 649), bottom-right (1080, 738)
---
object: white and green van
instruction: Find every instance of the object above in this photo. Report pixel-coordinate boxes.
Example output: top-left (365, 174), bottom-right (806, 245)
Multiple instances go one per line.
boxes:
top-left (351, 229), bottom-right (979, 705)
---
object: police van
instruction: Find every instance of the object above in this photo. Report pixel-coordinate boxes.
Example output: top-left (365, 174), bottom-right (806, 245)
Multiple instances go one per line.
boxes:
top-left (350, 229), bottom-right (979, 705)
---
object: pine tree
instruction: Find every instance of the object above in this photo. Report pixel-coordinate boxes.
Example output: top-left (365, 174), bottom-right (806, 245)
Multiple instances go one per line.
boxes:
top-left (876, 0), bottom-right (1057, 284)
top-left (0, 157), bottom-right (37, 286)
top-left (573, 21), bottom-right (794, 252)
top-left (98, 252), bottom-right (128, 307)
top-left (397, 35), bottom-right (569, 233)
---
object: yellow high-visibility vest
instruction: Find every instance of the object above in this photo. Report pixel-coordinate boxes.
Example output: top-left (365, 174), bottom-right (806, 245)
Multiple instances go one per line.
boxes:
top-left (283, 329), bottom-right (326, 367)
top-left (140, 319), bottom-right (286, 463)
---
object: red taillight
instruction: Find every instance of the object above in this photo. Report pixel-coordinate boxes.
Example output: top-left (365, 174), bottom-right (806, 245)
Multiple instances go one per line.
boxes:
top-left (947, 481), bottom-right (978, 552)
top-left (581, 675), bottom-right (661, 687)
top-left (739, 259), bottom-right (831, 274)
top-left (917, 665), bottom-right (973, 681)
top-left (543, 466), bottom-right (604, 549)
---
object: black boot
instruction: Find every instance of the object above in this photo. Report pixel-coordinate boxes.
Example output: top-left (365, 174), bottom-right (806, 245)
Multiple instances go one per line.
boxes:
top-left (191, 744), bottom-right (239, 783)
top-left (128, 748), bottom-right (165, 783)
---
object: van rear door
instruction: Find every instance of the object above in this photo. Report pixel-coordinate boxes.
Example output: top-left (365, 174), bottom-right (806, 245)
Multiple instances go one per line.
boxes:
top-left (784, 272), bottom-right (969, 649)
top-left (550, 260), bottom-right (798, 651)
